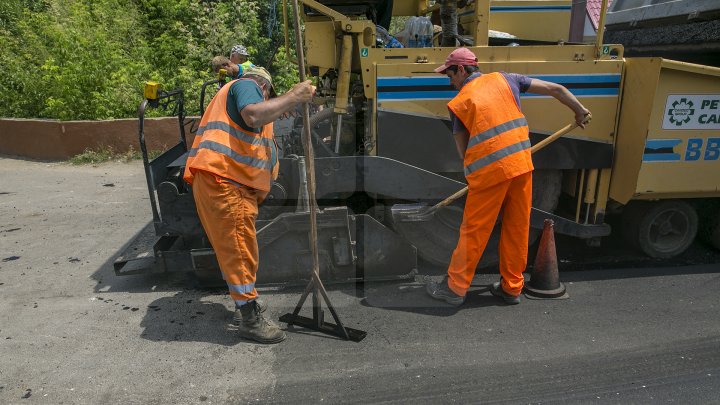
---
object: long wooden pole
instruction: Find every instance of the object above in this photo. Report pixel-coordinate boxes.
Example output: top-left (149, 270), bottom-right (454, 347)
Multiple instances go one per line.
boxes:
top-left (289, 0), bottom-right (320, 282)
top-left (287, 0), bottom-right (351, 340)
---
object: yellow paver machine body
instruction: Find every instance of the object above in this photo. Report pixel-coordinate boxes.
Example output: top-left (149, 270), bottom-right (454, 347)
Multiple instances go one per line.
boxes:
top-left (115, 0), bottom-right (720, 284)
top-left (294, 0), bottom-right (720, 261)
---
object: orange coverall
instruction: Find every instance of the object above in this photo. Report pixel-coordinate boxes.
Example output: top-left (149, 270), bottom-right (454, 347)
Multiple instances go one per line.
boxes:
top-left (446, 72), bottom-right (534, 297)
top-left (183, 79), bottom-right (278, 307)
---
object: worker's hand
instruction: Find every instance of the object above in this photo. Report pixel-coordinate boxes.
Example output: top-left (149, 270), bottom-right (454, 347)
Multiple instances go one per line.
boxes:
top-left (290, 80), bottom-right (316, 103)
top-left (576, 109), bottom-right (592, 129)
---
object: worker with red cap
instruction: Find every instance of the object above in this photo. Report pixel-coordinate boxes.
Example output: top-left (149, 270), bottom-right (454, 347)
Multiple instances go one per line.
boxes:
top-left (426, 47), bottom-right (590, 305)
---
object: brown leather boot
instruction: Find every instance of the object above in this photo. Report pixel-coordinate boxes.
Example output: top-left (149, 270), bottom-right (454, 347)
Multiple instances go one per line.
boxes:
top-left (232, 299), bottom-right (265, 324)
top-left (234, 300), bottom-right (286, 344)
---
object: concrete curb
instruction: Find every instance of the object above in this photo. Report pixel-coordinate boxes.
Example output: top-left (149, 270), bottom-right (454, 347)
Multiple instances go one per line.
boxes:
top-left (0, 117), bottom-right (197, 161)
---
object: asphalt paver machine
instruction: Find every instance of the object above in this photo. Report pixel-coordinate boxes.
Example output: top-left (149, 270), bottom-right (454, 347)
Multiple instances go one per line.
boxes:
top-left (115, 0), bottom-right (720, 284)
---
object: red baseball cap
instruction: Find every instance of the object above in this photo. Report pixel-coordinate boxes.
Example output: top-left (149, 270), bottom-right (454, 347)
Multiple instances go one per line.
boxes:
top-left (434, 48), bottom-right (478, 73)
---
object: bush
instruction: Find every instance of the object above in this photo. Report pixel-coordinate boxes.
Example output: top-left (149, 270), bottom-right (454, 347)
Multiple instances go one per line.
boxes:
top-left (0, 0), bottom-right (298, 120)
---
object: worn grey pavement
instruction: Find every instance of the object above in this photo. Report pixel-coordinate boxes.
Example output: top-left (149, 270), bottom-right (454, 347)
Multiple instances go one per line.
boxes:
top-left (1, 157), bottom-right (719, 404)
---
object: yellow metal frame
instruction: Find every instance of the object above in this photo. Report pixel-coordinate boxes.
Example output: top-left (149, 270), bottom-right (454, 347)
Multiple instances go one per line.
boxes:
top-left (285, 0), bottom-right (720, 228)
top-left (610, 59), bottom-right (720, 203)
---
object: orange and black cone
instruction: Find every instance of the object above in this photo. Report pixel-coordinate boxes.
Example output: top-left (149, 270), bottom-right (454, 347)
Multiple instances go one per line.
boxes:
top-left (524, 219), bottom-right (569, 299)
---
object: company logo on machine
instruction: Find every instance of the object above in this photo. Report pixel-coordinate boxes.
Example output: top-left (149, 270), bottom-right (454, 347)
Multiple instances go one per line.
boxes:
top-left (667, 98), bottom-right (694, 126)
top-left (663, 95), bottom-right (720, 130)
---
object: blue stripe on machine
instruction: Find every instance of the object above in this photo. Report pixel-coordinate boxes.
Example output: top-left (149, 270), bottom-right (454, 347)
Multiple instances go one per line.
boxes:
top-left (530, 74), bottom-right (620, 84)
top-left (378, 88), bottom-right (617, 100)
top-left (377, 74), bottom-right (620, 100)
top-left (377, 77), bottom-right (450, 87)
top-left (378, 91), bottom-right (459, 100)
top-left (522, 88), bottom-right (619, 97)
top-left (378, 75), bottom-right (620, 86)
top-left (642, 139), bottom-right (682, 162)
top-left (645, 139), bottom-right (682, 149)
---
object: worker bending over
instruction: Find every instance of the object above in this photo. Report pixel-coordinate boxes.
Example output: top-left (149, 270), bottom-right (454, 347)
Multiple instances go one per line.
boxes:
top-left (184, 66), bottom-right (315, 343)
top-left (426, 48), bottom-right (590, 306)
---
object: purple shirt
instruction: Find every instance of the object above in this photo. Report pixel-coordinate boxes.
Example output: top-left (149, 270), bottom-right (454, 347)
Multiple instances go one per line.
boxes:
top-left (450, 72), bottom-right (532, 134)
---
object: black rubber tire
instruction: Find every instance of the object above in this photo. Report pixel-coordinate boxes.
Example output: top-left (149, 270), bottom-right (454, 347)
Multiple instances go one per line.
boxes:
top-left (697, 200), bottom-right (720, 251)
top-left (622, 200), bottom-right (699, 259)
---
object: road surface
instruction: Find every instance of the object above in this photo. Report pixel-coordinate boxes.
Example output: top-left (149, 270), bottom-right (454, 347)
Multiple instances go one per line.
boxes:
top-left (0, 157), bottom-right (718, 403)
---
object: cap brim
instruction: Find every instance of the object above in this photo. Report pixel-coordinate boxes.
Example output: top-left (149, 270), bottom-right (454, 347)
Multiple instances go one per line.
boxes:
top-left (434, 64), bottom-right (450, 74)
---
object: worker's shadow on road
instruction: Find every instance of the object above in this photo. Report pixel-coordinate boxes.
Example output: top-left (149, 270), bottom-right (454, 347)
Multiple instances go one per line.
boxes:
top-left (139, 289), bottom-right (241, 346)
top-left (358, 277), bottom-right (507, 316)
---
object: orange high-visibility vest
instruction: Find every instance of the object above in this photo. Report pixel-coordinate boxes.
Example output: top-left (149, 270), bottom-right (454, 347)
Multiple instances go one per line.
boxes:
top-left (183, 79), bottom-right (279, 198)
top-left (447, 72), bottom-right (533, 189)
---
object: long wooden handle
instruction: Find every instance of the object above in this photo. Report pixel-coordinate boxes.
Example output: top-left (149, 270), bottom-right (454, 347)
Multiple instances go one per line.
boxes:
top-left (290, 0), bottom-right (321, 281)
top-left (530, 122), bottom-right (577, 153)
top-left (431, 121), bottom-right (581, 210)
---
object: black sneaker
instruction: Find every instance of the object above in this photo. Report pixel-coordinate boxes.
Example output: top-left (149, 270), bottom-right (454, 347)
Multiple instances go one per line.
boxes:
top-left (490, 282), bottom-right (520, 305)
top-left (426, 276), bottom-right (466, 306)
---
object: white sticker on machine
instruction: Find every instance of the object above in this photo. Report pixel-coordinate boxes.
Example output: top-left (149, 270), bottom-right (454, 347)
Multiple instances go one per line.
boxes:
top-left (663, 95), bottom-right (720, 130)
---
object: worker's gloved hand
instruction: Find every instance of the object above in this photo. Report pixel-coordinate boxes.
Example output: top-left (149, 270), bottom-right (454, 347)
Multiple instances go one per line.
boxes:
top-left (290, 80), bottom-right (316, 104)
top-left (576, 109), bottom-right (592, 129)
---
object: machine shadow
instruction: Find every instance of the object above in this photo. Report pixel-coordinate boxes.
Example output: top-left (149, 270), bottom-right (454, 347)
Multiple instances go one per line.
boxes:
top-left (93, 220), bottom-right (718, 326)
top-left (90, 222), bottom-right (217, 294)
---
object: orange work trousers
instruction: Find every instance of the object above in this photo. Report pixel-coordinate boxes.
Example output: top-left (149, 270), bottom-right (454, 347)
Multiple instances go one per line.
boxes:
top-left (447, 171), bottom-right (532, 297)
top-left (192, 170), bottom-right (260, 307)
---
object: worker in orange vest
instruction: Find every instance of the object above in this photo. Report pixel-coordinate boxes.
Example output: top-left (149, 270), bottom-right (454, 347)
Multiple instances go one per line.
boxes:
top-left (184, 66), bottom-right (314, 343)
top-left (426, 48), bottom-right (590, 306)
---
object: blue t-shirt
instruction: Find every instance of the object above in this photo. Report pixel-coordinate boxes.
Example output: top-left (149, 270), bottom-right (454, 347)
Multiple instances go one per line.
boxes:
top-left (450, 72), bottom-right (532, 134)
top-left (226, 79), bottom-right (264, 132)
top-left (223, 79), bottom-right (277, 185)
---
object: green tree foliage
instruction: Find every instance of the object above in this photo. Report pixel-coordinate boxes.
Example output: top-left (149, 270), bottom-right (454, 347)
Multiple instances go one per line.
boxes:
top-left (0, 0), bottom-right (298, 120)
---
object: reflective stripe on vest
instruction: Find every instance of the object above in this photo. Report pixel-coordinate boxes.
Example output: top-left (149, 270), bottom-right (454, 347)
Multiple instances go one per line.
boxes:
top-left (228, 281), bottom-right (255, 295)
top-left (188, 140), bottom-right (273, 171)
top-left (447, 72), bottom-right (533, 185)
top-left (196, 121), bottom-right (273, 148)
top-left (183, 78), bottom-right (278, 194)
top-left (466, 117), bottom-right (528, 149)
top-left (464, 139), bottom-right (531, 176)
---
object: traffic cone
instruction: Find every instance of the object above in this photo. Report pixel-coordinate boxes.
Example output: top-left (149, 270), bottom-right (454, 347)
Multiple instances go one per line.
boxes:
top-left (524, 219), bottom-right (569, 299)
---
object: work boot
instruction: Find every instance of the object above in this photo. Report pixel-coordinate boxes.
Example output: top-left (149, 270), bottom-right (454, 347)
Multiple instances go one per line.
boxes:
top-left (232, 299), bottom-right (266, 324)
top-left (490, 281), bottom-right (521, 305)
top-left (234, 300), bottom-right (286, 344)
top-left (426, 276), bottom-right (466, 306)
